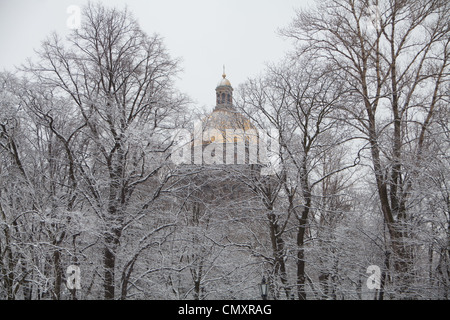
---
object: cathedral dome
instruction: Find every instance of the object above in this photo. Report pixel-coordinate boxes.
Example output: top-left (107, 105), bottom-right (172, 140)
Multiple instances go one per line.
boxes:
top-left (189, 69), bottom-right (260, 166)
top-left (205, 108), bottom-right (255, 134)
top-left (199, 71), bottom-right (257, 145)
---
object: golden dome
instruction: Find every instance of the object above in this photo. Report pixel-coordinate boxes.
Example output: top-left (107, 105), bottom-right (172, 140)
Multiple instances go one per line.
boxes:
top-left (206, 108), bottom-right (255, 132)
top-left (192, 68), bottom-right (257, 146)
top-left (217, 72), bottom-right (231, 87)
top-left (197, 108), bottom-right (257, 145)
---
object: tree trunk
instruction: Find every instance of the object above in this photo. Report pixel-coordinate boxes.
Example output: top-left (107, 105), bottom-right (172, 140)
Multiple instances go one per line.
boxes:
top-left (53, 250), bottom-right (62, 300)
top-left (267, 211), bottom-right (291, 299)
top-left (296, 212), bottom-right (308, 300)
top-left (104, 236), bottom-right (117, 300)
top-left (297, 163), bottom-right (311, 300)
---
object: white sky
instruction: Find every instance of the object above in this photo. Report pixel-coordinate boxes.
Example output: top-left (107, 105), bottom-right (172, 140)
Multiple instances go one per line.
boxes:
top-left (0, 0), bottom-right (313, 110)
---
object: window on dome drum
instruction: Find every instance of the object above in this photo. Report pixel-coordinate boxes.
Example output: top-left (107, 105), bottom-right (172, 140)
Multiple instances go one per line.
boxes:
top-left (227, 94), bottom-right (231, 104)
top-left (221, 93), bottom-right (225, 104)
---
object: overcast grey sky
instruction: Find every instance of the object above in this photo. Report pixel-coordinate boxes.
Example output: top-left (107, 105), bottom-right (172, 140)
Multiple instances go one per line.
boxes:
top-left (0, 0), bottom-right (313, 109)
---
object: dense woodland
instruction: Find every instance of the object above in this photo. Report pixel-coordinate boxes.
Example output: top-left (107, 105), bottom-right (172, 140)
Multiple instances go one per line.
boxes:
top-left (0, 0), bottom-right (448, 300)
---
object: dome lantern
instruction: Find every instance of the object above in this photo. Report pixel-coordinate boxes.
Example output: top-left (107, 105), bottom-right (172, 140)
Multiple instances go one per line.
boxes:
top-left (215, 67), bottom-right (233, 110)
